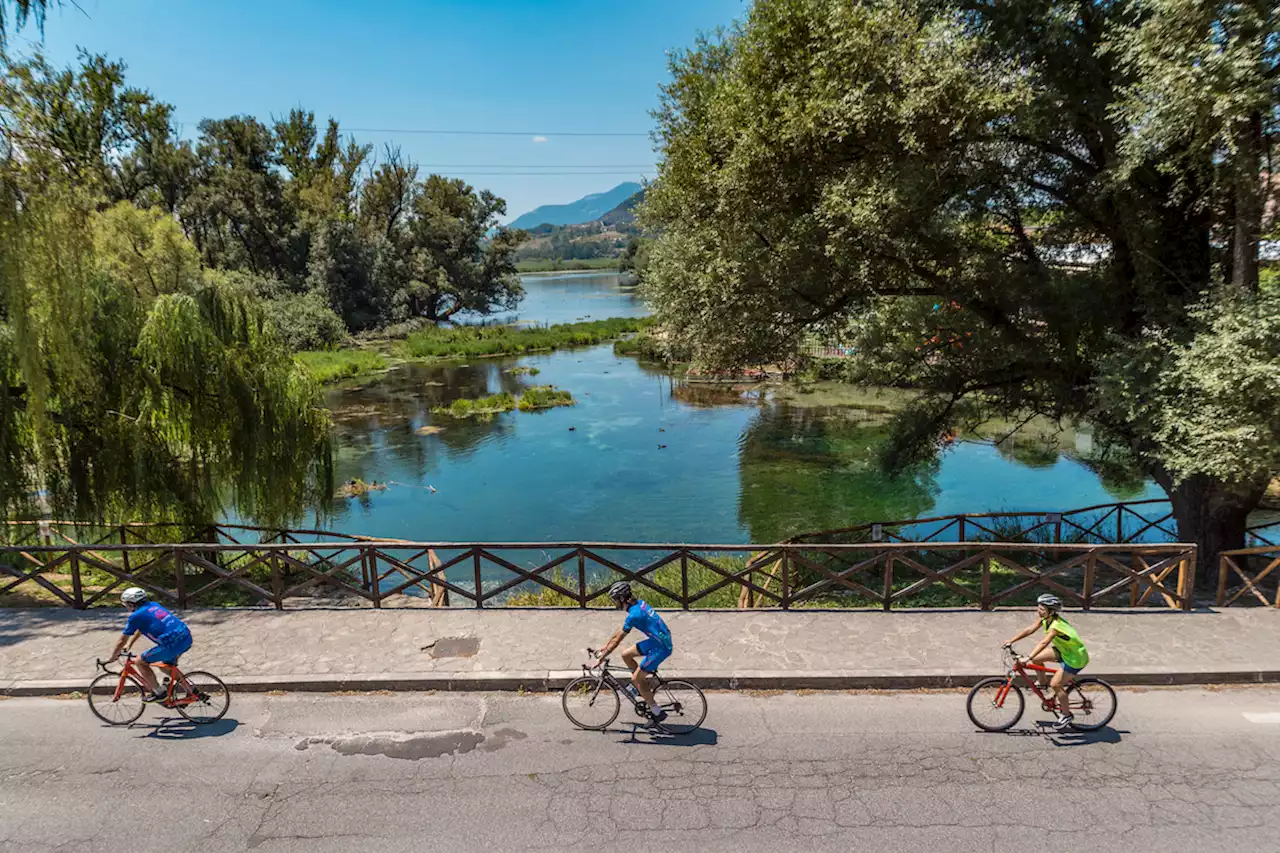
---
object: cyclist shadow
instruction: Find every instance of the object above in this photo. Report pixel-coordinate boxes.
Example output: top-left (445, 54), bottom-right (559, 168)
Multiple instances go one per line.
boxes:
top-left (998, 722), bottom-right (1125, 747)
top-left (133, 716), bottom-right (240, 740)
top-left (613, 723), bottom-right (718, 747)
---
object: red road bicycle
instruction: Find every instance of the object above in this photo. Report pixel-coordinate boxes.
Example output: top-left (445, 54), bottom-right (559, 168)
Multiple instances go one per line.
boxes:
top-left (966, 645), bottom-right (1117, 732)
top-left (87, 652), bottom-right (230, 726)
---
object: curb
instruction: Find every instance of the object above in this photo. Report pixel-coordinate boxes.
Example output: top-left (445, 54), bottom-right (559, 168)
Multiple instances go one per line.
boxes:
top-left (6, 668), bottom-right (1280, 697)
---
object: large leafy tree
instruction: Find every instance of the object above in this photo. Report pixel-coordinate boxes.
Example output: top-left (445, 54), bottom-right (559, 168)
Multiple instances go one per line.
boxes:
top-left (643, 0), bottom-right (1280, 573)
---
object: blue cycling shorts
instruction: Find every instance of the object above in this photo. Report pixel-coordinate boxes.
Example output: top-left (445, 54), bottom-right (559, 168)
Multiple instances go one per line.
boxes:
top-left (637, 638), bottom-right (672, 672)
top-left (142, 629), bottom-right (192, 665)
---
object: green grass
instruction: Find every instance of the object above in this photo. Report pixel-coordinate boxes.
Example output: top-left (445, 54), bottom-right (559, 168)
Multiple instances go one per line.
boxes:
top-left (506, 366), bottom-right (540, 376)
top-left (502, 559), bottom-right (744, 608)
top-left (295, 349), bottom-right (387, 383)
top-left (402, 317), bottom-right (653, 360)
top-left (515, 258), bottom-right (620, 273)
top-left (430, 386), bottom-right (574, 418)
top-left (517, 386), bottom-right (575, 411)
top-left (431, 392), bottom-right (517, 419)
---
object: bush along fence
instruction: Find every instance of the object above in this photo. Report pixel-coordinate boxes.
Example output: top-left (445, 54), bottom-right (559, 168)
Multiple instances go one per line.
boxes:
top-left (0, 536), bottom-right (1199, 612)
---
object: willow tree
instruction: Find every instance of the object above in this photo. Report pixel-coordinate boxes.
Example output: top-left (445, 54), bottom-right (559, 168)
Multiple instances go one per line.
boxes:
top-left (643, 0), bottom-right (1280, 573)
top-left (0, 183), bottom-right (332, 526)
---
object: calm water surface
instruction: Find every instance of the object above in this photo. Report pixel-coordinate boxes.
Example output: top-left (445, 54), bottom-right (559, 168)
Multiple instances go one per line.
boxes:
top-left (314, 274), bottom-right (1162, 543)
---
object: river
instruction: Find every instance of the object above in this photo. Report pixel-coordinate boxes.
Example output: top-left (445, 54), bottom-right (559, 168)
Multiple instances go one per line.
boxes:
top-left (312, 272), bottom-right (1163, 543)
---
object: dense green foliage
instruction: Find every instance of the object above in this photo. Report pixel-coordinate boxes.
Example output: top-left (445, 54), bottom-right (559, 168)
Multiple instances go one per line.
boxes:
top-left (0, 51), bottom-right (527, 340)
top-left (432, 392), bottom-right (517, 419)
top-left (516, 385), bottom-right (575, 411)
top-left (643, 0), bottom-right (1280, 570)
top-left (0, 183), bottom-right (333, 524)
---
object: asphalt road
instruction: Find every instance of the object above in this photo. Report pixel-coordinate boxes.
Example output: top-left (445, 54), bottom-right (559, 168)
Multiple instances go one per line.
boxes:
top-left (1, 687), bottom-right (1278, 852)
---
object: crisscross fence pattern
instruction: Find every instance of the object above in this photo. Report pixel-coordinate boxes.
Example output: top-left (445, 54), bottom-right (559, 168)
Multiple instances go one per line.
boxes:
top-left (0, 540), bottom-right (1198, 611)
top-left (1217, 547), bottom-right (1280, 608)
top-left (787, 499), bottom-right (1279, 548)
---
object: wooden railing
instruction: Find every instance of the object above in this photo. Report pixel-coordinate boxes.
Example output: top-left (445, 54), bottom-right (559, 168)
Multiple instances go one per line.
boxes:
top-left (0, 540), bottom-right (1198, 611)
top-left (1217, 547), bottom-right (1280, 608)
top-left (786, 499), bottom-right (1279, 548)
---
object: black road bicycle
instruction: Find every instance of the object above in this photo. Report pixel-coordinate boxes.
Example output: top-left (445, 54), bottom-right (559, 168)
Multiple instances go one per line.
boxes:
top-left (562, 649), bottom-right (707, 734)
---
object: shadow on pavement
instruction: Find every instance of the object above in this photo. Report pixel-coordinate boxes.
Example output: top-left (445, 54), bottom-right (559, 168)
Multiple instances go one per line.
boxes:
top-left (615, 723), bottom-right (718, 746)
top-left (135, 717), bottom-right (240, 740)
top-left (990, 722), bottom-right (1125, 746)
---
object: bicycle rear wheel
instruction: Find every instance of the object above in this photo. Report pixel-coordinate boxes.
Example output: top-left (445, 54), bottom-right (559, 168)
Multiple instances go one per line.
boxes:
top-left (87, 672), bottom-right (147, 726)
top-left (653, 680), bottom-right (707, 734)
top-left (966, 677), bottom-right (1024, 732)
top-left (1064, 677), bottom-right (1117, 731)
top-left (562, 676), bottom-right (620, 730)
top-left (174, 671), bottom-right (230, 724)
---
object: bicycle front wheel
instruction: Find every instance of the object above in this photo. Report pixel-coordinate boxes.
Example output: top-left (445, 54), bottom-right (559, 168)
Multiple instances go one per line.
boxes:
top-left (1064, 677), bottom-right (1117, 731)
top-left (87, 672), bottom-right (147, 726)
top-left (174, 671), bottom-right (231, 724)
top-left (653, 680), bottom-right (707, 734)
top-left (966, 677), bottom-right (1024, 732)
top-left (562, 676), bottom-right (620, 730)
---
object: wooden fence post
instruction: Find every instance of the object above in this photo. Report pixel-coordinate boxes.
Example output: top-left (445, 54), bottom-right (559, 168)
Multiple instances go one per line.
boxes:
top-left (473, 548), bottom-right (484, 609)
top-left (1082, 550), bottom-right (1096, 610)
top-left (779, 550), bottom-right (790, 609)
top-left (883, 555), bottom-right (894, 611)
top-left (270, 551), bottom-right (284, 610)
top-left (1178, 548), bottom-right (1196, 611)
top-left (70, 551), bottom-right (84, 610)
top-left (980, 555), bottom-right (991, 610)
top-left (368, 547), bottom-right (381, 608)
top-left (680, 550), bottom-right (689, 610)
top-left (174, 549), bottom-right (187, 610)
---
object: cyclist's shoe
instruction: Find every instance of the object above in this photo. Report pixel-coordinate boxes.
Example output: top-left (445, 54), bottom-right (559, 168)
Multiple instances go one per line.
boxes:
top-left (141, 690), bottom-right (167, 704)
top-left (1052, 713), bottom-right (1075, 730)
top-left (647, 709), bottom-right (668, 726)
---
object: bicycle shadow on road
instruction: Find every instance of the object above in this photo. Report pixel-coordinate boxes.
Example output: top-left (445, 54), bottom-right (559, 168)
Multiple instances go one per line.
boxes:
top-left (991, 722), bottom-right (1125, 747)
top-left (613, 723), bottom-right (719, 747)
top-left (133, 716), bottom-right (240, 741)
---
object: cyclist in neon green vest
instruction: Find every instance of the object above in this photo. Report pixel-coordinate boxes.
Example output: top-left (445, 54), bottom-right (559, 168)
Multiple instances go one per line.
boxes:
top-left (1004, 593), bottom-right (1090, 729)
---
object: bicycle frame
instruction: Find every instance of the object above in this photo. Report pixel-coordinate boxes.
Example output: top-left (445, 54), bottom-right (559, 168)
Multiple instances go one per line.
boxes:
top-left (104, 653), bottom-right (198, 708)
top-left (995, 649), bottom-right (1074, 711)
top-left (581, 656), bottom-right (667, 714)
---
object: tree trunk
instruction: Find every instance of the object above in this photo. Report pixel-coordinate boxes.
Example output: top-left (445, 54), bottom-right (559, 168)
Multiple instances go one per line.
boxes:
top-left (1230, 111), bottom-right (1263, 293)
top-left (1160, 473), bottom-right (1265, 594)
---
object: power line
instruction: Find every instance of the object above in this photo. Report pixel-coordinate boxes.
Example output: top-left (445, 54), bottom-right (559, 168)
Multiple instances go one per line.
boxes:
top-left (344, 128), bottom-right (651, 137)
top-left (430, 170), bottom-right (655, 176)
top-left (415, 164), bottom-right (655, 169)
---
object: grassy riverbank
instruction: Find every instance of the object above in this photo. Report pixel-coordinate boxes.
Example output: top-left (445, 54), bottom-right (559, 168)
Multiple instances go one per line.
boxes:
top-left (295, 349), bottom-right (388, 383)
top-left (298, 317), bottom-right (653, 385)
top-left (402, 317), bottom-right (652, 360)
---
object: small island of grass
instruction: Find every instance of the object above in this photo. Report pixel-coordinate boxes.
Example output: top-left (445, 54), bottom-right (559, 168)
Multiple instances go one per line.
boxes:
top-left (517, 385), bottom-right (575, 411)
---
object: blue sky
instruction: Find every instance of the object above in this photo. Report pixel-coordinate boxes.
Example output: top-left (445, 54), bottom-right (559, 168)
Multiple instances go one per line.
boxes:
top-left (17, 0), bottom-right (743, 220)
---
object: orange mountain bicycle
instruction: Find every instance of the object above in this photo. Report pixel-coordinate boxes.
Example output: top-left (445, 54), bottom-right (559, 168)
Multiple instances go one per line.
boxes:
top-left (88, 652), bottom-right (230, 726)
top-left (966, 645), bottom-right (1117, 732)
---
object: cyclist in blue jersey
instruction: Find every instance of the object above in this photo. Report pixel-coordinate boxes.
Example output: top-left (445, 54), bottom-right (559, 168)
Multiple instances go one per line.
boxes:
top-left (105, 587), bottom-right (193, 703)
top-left (594, 581), bottom-right (673, 724)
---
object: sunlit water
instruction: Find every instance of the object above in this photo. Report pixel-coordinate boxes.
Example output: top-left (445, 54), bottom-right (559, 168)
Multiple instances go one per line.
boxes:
top-left (312, 273), bottom-right (1163, 544)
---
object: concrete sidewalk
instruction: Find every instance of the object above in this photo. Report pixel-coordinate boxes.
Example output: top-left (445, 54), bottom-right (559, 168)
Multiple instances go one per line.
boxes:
top-left (2, 607), bottom-right (1279, 695)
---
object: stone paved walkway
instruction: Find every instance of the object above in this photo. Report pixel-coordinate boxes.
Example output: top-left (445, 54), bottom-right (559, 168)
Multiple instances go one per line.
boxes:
top-left (2, 606), bottom-right (1278, 693)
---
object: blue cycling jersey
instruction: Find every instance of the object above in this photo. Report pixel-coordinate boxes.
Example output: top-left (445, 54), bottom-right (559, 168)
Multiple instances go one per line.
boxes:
top-left (122, 601), bottom-right (189, 642)
top-left (623, 600), bottom-right (672, 648)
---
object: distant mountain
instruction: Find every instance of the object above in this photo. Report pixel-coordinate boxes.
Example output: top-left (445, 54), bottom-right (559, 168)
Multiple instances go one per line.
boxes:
top-left (509, 182), bottom-right (643, 230)
top-left (599, 188), bottom-right (645, 227)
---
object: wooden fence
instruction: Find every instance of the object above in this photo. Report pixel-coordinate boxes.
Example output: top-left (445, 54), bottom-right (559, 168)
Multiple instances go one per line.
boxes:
top-left (0, 540), bottom-right (1198, 611)
top-left (787, 499), bottom-right (1279, 548)
top-left (1217, 546), bottom-right (1280, 608)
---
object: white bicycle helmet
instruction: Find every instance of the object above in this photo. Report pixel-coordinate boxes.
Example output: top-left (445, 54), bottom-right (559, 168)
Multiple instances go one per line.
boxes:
top-left (1036, 593), bottom-right (1061, 609)
top-left (121, 587), bottom-right (148, 606)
